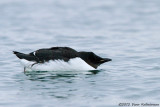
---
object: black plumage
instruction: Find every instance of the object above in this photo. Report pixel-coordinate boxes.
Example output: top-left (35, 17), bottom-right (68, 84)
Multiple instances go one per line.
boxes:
top-left (13, 47), bottom-right (111, 69)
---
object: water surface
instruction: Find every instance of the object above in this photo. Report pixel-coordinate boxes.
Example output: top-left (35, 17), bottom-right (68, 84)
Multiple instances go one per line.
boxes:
top-left (0, 0), bottom-right (160, 107)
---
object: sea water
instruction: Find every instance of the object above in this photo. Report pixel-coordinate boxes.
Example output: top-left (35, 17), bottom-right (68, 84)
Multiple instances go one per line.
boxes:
top-left (0, 0), bottom-right (160, 107)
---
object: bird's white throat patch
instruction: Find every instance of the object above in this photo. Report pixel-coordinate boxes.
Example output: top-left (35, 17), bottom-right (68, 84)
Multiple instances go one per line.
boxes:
top-left (20, 58), bottom-right (95, 72)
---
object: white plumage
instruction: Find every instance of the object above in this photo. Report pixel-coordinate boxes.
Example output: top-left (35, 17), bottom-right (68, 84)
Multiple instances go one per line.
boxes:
top-left (20, 58), bottom-right (95, 72)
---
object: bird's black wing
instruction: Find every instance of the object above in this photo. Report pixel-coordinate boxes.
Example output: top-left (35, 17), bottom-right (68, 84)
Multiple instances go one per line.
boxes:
top-left (30, 47), bottom-right (78, 62)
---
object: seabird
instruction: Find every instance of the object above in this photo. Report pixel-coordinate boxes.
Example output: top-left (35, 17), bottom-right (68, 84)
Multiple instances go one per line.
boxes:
top-left (13, 47), bottom-right (111, 71)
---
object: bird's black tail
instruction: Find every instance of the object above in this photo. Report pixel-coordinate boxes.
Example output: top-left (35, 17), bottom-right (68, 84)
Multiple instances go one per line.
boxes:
top-left (13, 51), bottom-right (38, 62)
top-left (13, 51), bottom-right (20, 55)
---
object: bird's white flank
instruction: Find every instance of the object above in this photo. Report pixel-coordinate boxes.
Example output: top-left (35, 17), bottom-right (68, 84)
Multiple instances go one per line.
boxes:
top-left (20, 58), bottom-right (95, 72)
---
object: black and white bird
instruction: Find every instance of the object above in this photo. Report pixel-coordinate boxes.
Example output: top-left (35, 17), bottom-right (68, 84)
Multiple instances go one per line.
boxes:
top-left (13, 47), bottom-right (111, 72)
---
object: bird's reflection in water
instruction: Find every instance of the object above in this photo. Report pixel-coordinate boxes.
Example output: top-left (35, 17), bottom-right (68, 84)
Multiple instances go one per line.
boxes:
top-left (22, 70), bottom-right (103, 99)
top-left (25, 71), bottom-right (75, 82)
top-left (88, 69), bottom-right (103, 74)
top-left (24, 70), bottom-right (102, 81)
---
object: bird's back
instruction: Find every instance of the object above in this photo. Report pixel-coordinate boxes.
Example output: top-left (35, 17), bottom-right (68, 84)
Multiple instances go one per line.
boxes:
top-left (30, 47), bottom-right (79, 62)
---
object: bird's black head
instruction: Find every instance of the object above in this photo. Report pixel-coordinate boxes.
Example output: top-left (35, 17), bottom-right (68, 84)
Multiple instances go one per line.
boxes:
top-left (78, 52), bottom-right (111, 69)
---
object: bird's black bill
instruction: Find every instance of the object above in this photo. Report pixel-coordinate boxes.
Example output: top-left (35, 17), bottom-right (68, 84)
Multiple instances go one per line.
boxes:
top-left (104, 58), bottom-right (112, 62)
top-left (100, 58), bottom-right (112, 63)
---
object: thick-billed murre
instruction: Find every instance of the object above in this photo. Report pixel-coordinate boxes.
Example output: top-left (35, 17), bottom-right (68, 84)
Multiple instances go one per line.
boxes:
top-left (13, 47), bottom-right (111, 71)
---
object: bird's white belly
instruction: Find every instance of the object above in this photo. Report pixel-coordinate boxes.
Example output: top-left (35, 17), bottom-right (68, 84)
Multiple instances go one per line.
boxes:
top-left (20, 58), bottom-right (95, 72)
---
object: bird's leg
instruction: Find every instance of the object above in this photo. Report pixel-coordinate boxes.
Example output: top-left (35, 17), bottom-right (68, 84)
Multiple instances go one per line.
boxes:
top-left (31, 61), bottom-right (43, 67)
top-left (24, 67), bottom-right (26, 73)
top-left (31, 62), bottom-right (38, 67)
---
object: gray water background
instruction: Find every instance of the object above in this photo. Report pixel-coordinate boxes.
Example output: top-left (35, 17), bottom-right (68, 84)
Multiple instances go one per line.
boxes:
top-left (0, 0), bottom-right (160, 107)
